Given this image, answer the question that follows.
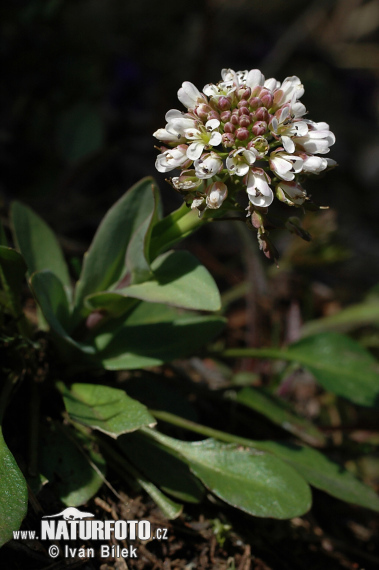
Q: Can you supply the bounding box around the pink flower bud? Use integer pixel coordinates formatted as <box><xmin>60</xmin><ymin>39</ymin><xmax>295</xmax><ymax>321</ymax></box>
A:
<box><xmin>237</xmin><ymin>86</ymin><xmax>251</xmax><ymax>100</ymax></box>
<box><xmin>217</xmin><ymin>96</ymin><xmax>232</xmax><ymax>111</ymax></box>
<box><xmin>230</xmin><ymin>114</ymin><xmax>239</xmax><ymax>125</ymax></box>
<box><xmin>252</xmin><ymin>121</ymin><xmax>267</xmax><ymax>136</ymax></box>
<box><xmin>235</xmin><ymin>127</ymin><xmax>249</xmax><ymax>140</ymax></box>
<box><xmin>196</xmin><ymin>103</ymin><xmax>212</xmax><ymax>121</ymax></box>
<box><xmin>220</xmin><ymin>110</ymin><xmax>231</xmax><ymax>122</ymax></box>
<box><xmin>248</xmin><ymin>97</ymin><xmax>263</xmax><ymax>110</ymax></box>
<box><xmin>238</xmin><ymin>115</ymin><xmax>251</xmax><ymax>128</ymax></box>
<box><xmin>251</xmin><ymin>210</ymin><xmax>265</xmax><ymax>229</ymax></box>
<box><xmin>238</xmin><ymin>106</ymin><xmax>250</xmax><ymax>116</ymax></box>
<box><xmin>207</xmin><ymin>110</ymin><xmax>220</xmax><ymax>121</ymax></box>
<box><xmin>254</xmin><ymin>107</ymin><xmax>269</xmax><ymax>122</ymax></box>
<box><xmin>222</xmin><ymin>132</ymin><xmax>235</xmax><ymax>147</ymax></box>
<box><xmin>237</xmin><ymin>100</ymin><xmax>249</xmax><ymax>110</ymax></box>
<box><xmin>260</xmin><ymin>90</ymin><xmax>274</xmax><ymax>109</ymax></box>
<box><xmin>224</xmin><ymin>122</ymin><xmax>236</xmax><ymax>133</ymax></box>
<box><xmin>252</xmin><ymin>85</ymin><xmax>262</xmax><ymax>97</ymax></box>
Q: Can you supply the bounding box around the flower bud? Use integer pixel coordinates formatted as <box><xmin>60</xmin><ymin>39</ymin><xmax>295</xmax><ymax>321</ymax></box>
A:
<box><xmin>230</xmin><ymin>113</ymin><xmax>239</xmax><ymax>125</ymax></box>
<box><xmin>275</xmin><ymin>181</ymin><xmax>306</xmax><ymax>206</ymax></box>
<box><xmin>238</xmin><ymin>114</ymin><xmax>251</xmax><ymax>128</ymax></box>
<box><xmin>251</xmin><ymin>210</ymin><xmax>265</xmax><ymax>229</ymax></box>
<box><xmin>172</xmin><ymin>169</ymin><xmax>202</xmax><ymax>190</ymax></box>
<box><xmin>237</xmin><ymin>86</ymin><xmax>251</xmax><ymax>100</ymax></box>
<box><xmin>207</xmin><ymin>110</ymin><xmax>221</xmax><ymax>121</ymax></box>
<box><xmin>257</xmin><ymin>230</ymin><xmax>278</xmax><ymax>264</ymax></box>
<box><xmin>224</xmin><ymin>122</ymin><xmax>236</xmax><ymax>133</ymax></box>
<box><xmin>248</xmin><ymin>97</ymin><xmax>263</xmax><ymax>110</ymax></box>
<box><xmin>235</xmin><ymin>127</ymin><xmax>249</xmax><ymax>140</ymax></box>
<box><xmin>252</xmin><ymin>121</ymin><xmax>267</xmax><ymax>136</ymax></box>
<box><xmin>220</xmin><ymin>110</ymin><xmax>231</xmax><ymax>122</ymax></box>
<box><xmin>237</xmin><ymin>100</ymin><xmax>250</xmax><ymax>110</ymax></box>
<box><xmin>218</xmin><ymin>96</ymin><xmax>232</xmax><ymax>111</ymax></box>
<box><xmin>252</xmin><ymin>85</ymin><xmax>262</xmax><ymax>97</ymax></box>
<box><xmin>222</xmin><ymin>132</ymin><xmax>235</xmax><ymax>147</ymax></box>
<box><xmin>238</xmin><ymin>106</ymin><xmax>250</xmax><ymax>116</ymax></box>
<box><xmin>254</xmin><ymin>107</ymin><xmax>269</xmax><ymax>122</ymax></box>
<box><xmin>260</xmin><ymin>90</ymin><xmax>274</xmax><ymax>109</ymax></box>
<box><xmin>247</xmin><ymin>136</ymin><xmax>269</xmax><ymax>157</ymax></box>
<box><xmin>206</xmin><ymin>181</ymin><xmax>228</xmax><ymax>209</ymax></box>
<box><xmin>196</xmin><ymin>103</ymin><xmax>212</xmax><ymax>121</ymax></box>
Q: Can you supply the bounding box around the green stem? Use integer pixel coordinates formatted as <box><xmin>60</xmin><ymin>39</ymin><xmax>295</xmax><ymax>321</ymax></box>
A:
<box><xmin>218</xmin><ymin>347</ymin><xmax>289</xmax><ymax>360</ymax></box>
<box><xmin>149</xmin><ymin>409</ymin><xmax>268</xmax><ymax>452</ymax></box>
<box><xmin>149</xmin><ymin>203</ymin><xmax>204</xmax><ymax>258</ymax></box>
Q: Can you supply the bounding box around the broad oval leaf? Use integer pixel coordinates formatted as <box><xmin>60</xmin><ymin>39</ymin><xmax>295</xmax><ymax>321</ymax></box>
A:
<box><xmin>287</xmin><ymin>332</ymin><xmax>379</xmax><ymax>407</ymax></box>
<box><xmin>0</xmin><ymin>428</ymin><xmax>28</xmax><ymax>547</ymax></box>
<box><xmin>119</xmin><ymin>250</ymin><xmax>221</xmax><ymax>311</ymax></box>
<box><xmin>59</xmin><ymin>382</ymin><xmax>156</xmax><ymax>437</ymax></box>
<box><xmin>74</xmin><ymin>178</ymin><xmax>159</xmax><ymax>314</ymax></box>
<box><xmin>143</xmin><ymin>431</ymin><xmax>312</xmax><ymax>519</ymax></box>
<box><xmin>95</xmin><ymin>311</ymin><xmax>226</xmax><ymax>370</ymax></box>
<box><xmin>11</xmin><ymin>201</ymin><xmax>71</xmax><ymax>292</ymax></box>
<box><xmin>39</xmin><ymin>422</ymin><xmax>106</xmax><ymax>507</ymax></box>
<box><xmin>258</xmin><ymin>441</ymin><xmax>379</xmax><ymax>512</ymax></box>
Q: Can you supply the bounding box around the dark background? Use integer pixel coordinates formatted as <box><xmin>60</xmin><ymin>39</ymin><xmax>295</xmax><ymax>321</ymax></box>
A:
<box><xmin>1</xmin><ymin>0</ymin><xmax>379</xmax><ymax>297</ymax></box>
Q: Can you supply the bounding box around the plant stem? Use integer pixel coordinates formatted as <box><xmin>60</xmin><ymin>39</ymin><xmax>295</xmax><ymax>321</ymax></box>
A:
<box><xmin>216</xmin><ymin>346</ymin><xmax>289</xmax><ymax>360</ymax></box>
<box><xmin>149</xmin><ymin>409</ymin><xmax>267</xmax><ymax>452</ymax></box>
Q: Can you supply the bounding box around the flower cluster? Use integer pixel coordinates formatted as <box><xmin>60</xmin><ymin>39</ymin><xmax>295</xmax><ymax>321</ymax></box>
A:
<box><xmin>154</xmin><ymin>68</ymin><xmax>336</xmax><ymax>258</ymax></box>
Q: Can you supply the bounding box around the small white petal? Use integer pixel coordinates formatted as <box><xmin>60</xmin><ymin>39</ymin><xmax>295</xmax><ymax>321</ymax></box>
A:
<box><xmin>281</xmin><ymin>136</ymin><xmax>295</xmax><ymax>153</ymax></box>
<box><xmin>187</xmin><ymin>141</ymin><xmax>205</xmax><ymax>160</ymax></box>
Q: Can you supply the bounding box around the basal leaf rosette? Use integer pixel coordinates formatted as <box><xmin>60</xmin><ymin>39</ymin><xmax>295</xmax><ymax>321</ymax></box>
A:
<box><xmin>153</xmin><ymin>68</ymin><xmax>336</xmax><ymax>260</ymax></box>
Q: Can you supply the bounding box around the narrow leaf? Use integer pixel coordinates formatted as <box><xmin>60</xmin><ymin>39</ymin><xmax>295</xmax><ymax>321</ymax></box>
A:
<box><xmin>74</xmin><ymin>178</ymin><xmax>159</xmax><ymax>313</ymax></box>
<box><xmin>59</xmin><ymin>382</ymin><xmax>156</xmax><ymax>437</ymax></box>
<box><xmin>257</xmin><ymin>441</ymin><xmax>379</xmax><ymax>512</ymax></box>
<box><xmin>0</xmin><ymin>428</ymin><xmax>28</xmax><ymax>547</ymax></box>
<box><xmin>11</xmin><ymin>201</ymin><xmax>71</xmax><ymax>291</ymax></box>
<box><xmin>302</xmin><ymin>301</ymin><xmax>379</xmax><ymax>336</ymax></box>
<box><xmin>235</xmin><ymin>387</ymin><xmax>326</xmax><ymax>447</ymax></box>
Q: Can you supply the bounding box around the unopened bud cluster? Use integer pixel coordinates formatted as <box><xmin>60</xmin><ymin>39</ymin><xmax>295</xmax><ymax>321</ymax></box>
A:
<box><xmin>154</xmin><ymin>68</ymin><xmax>336</xmax><ymax>258</ymax></box>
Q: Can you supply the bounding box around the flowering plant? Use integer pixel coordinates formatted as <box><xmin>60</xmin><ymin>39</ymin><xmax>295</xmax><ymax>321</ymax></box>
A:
<box><xmin>154</xmin><ymin>68</ymin><xmax>336</xmax><ymax>259</ymax></box>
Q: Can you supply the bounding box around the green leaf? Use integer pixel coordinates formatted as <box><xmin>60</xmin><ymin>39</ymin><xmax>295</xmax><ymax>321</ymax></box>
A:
<box><xmin>144</xmin><ymin>431</ymin><xmax>312</xmax><ymax>519</ymax></box>
<box><xmin>118</xmin><ymin>432</ymin><xmax>204</xmax><ymax>503</ymax></box>
<box><xmin>0</xmin><ymin>219</ymin><xmax>7</xmax><ymax>246</ymax></box>
<box><xmin>136</xmin><ymin>477</ymin><xmax>183</xmax><ymax>519</ymax></box>
<box><xmin>56</xmin><ymin>102</ymin><xmax>104</xmax><ymax>163</ymax></box>
<box><xmin>286</xmin><ymin>332</ymin><xmax>379</xmax><ymax>407</ymax></box>
<box><xmin>0</xmin><ymin>247</ymin><xmax>27</xmax><ymax>323</ymax></box>
<box><xmin>235</xmin><ymin>387</ymin><xmax>326</xmax><ymax>447</ymax></box>
<box><xmin>30</xmin><ymin>270</ymin><xmax>95</xmax><ymax>361</ymax></box>
<box><xmin>125</xmin><ymin>183</ymin><xmax>160</xmax><ymax>284</ymax></box>
<box><xmin>302</xmin><ymin>301</ymin><xmax>379</xmax><ymax>336</ymax></box>
<box><xmin>11</xmin><ymin>201</ymin><xmax>71</xmax><ymax>292</ymax></box>
<box><xmin>0</xmin><ymin>428</ymin><xmax>28</xmax><ymax>547</ymax></box>
<box><xmin>39</xmin><ymin>422</ymin><xmax>106</xmax><ymax>507</ymax></box>
<box><xmin>94</xmin><ymin>302</ymin><xmax>226</xmax><ymax>370</ymax></box>
<box><xmin>59</xmin><ymin>382</ymin><xmax>156</xmax><ymax>437</ymax></box>
<box><xmin>114</xmin><ymin>250</ymin><xmax>221</xmax><ymax>311</ymax></box>
<box><xmin>257</xmin><ymin>441</ymin><xmax>379</xmax><ymax>512</ymax></box>
<box><xmin>74</xmin><ymin>178</ymin><xmax>159</xmax><ymax>313</ymax></box>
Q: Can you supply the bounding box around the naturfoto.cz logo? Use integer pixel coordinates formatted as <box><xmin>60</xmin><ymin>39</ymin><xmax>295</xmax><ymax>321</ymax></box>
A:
<box><xmin>13</xmin><ymin>507</ymin><xmax>169</xmax><ymax>560</ymax></box>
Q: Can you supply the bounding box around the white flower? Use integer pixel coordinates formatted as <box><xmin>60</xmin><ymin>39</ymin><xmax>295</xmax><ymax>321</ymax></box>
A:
<box><xmin>178</xmin><ymin>81</ymin><xmax>207</xmax><ymax>110</ymax></box>
<box><xmin>153</xmin><ymin>128</ymin><xmax>186</xmax><ymax>144</ymax></box>
<box><xmin>171</xmin><ymin>170</ymin><xmax>202</xmax><ymax>190</ymax></box>
<box><xmin>264</xmin><ymin>77</ymin><xmax>280</xmax><ymax>91</ymax></box>
<box><xmin>270</xmin><ymin>106</ymin><xmax>308</xmax><ymax>153</ymax></box>
<box><xmin>276</xmin><ymin>181</ymin><xmax>307</xmax><ymax>205</ymax></box>
<box><xmin>293</xmin><ymin>120</ymin><xmax>335</xmax><ymax>154</ymax></box>
<box><xmin>269</xmin><ymin>149</ymin><xmax>303</xmax><ymax>181</ymax></box>
<box><xmin>194</xmin><ymin>152</ymin><xmax>223</xmax><ymax>179</ymax></box>
<box><xmin>203</xmin><ymin>81</ymin><xmax>236</xmax><ymax>99</ymax></box>
<box><xmin>165</xmin><ymin>109</ymin><xmax>197</xmax><ymax>138</ymax></box>
<box><xmin>191</xmin><ymin>197</ymin><xmax>205</xmax><ymax>210</ymax></box>
<box><xmin>245</xmin><ymin>69</ymin><xmax>265</xmax><ymax>90</ymax></box>
<box><xmin>245</xmin><ymin>168</ymin><xmax>274</xmax><ymax>208</ymax></box>
<box><xmin>206</xmin><ymin>181</ymin><xmax>228</xmax><ymax>209</ymax></box>
<box><xmin>184</xmin><ymin>119</ymin><xmax>222</xmax><ymax>160</ymax></box>
<box><xmin>273</xmin><ymin>76</ymin><xmax>304</xmax><ymax>108</ymax></box>
<box><xmin>226</xmin><ymin>148</ymin><xmax>257</xmax><ymax>176</ymax></box>
<box><xmin>155</xmin><ymin>145</ymin><xmax>189</xmax><ymax>173</ymax></box>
